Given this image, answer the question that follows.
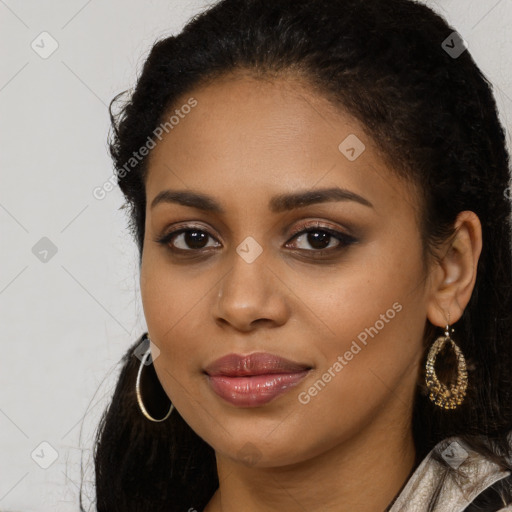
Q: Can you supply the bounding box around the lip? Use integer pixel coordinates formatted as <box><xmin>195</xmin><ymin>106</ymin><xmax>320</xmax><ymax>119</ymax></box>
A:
<box><xmin>204</xmin><ymin>352</ymin><xmax>312</xmax><ymax>407</ymax></box>
<box><xmin>204</xmin><ymin>352</ymin><xmax>311</xmax><ymax>377</ymax></box>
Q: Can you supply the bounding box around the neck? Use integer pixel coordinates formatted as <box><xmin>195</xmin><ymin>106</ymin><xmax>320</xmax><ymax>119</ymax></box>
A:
<box><xmin>204</xmin><ymin>405</ymin><xmax>417</xmax><ymax>512</ymax></box>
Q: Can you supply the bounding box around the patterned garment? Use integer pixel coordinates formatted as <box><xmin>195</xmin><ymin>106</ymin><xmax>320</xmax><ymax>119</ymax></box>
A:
<box><xmin>390</xmin><ymin>435</ymin><xmax>512</xmax><ymax>512</ymax></box>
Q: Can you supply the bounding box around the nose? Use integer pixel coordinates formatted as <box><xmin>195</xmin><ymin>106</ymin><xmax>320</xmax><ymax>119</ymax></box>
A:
<box><xmin>213</xmin><ymin>246</ymin><xmax>290</xmax><ymax>332</ymax></box>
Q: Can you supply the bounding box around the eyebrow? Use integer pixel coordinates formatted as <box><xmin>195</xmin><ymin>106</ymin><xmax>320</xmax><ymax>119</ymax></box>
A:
<box><xmin>150</xmin><ymin>187</ymin><xmax>373</xmax><ymax>213</ymax></box>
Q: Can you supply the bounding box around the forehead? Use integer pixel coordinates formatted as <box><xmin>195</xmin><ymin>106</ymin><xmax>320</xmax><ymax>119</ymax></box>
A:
<box><xmin>145</xmin><ymin>73</ymin><xmax>417</xmax><ymax>220</ymax></box>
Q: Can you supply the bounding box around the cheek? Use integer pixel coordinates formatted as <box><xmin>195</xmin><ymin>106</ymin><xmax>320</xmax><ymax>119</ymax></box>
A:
<box><xmin>140</xmin><ymin>247</ymin><xmax>208</xmax><ymax>340</ymax></box>
<box><xmin>290</xmin><ymin>235</ymin><xmax>428</xmax><ymax>405</ymax></box>
<box><xmin>139</xmin><ymin>251</ymin><xmax>218</xmax><ymax>407</ymax></box>
<box><xmin>281</xmin><ymin>269</ymin><xmax>426</xmax><ymax>461</ymax></box>
<box><xmin>293</xmin><ymin>231</ymin><xmax>427</xmax><ymax>348</ymax></box>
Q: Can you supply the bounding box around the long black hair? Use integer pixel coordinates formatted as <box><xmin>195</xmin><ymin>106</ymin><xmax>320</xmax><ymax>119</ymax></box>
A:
<box><xmin>85</xmin><ymin>0</ymin><xmax>512</xmax><ymax>510</ymax></box>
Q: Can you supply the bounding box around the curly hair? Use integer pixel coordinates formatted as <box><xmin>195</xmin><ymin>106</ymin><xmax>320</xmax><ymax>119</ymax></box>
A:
<box><xmin>86</xmin><ymin>0</ymin><xmax>512</xmax><ymax>510</ymax></box>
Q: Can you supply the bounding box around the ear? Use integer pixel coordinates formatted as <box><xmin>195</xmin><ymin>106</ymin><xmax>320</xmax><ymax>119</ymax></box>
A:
<box><xmin>426</xmin><ymin>211</ymin><xmax>482</xmax><ymax>327</ymax></box>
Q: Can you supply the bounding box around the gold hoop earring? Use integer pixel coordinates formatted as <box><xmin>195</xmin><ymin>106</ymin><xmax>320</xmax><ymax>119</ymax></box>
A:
<box><xmin>135</xmin><ymin>337</ymin><xmax>174</xmax><ymax>422</ymax></box>
<box><xmin>425</xmin><ymin>325</ymin><xmax>468</xmax><ymax>410</ymax></box>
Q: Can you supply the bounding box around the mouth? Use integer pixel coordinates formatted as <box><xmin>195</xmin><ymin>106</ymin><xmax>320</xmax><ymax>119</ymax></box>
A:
<box><xmin>204</xmin><ymin>352</ymin><xmax>312</xmax><ymax>407</ymax></box>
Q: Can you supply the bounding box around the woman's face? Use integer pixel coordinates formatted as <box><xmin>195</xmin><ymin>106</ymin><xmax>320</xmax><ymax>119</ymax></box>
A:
<box><xmin>140</xmin><ymin>73</ymin><xmax>431</xmax><ymax>467</ymax></box>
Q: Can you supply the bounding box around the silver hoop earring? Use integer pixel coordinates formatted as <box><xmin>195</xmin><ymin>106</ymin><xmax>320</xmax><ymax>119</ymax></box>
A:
<box><xmin>135</xmin><ymin>342</ymin><xmax>174</xmax><ymax>422</ymax></box>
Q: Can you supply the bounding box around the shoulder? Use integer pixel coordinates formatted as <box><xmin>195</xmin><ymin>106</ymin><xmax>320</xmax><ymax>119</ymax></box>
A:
<box><xmin>390</xmin><ymin>431</ymin><xmax>512</xmax><ymax>512</ymax></box>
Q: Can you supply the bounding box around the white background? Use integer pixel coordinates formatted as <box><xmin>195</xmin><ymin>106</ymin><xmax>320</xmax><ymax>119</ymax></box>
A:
<box><xmin>1</xmin><ymin>0</ymin><xmax>511</xmax><ymax>510</ymax></box>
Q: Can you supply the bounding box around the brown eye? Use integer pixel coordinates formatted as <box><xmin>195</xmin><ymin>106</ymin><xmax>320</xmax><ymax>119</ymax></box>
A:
<box><xmin>286</xmin><ymin>222</ymin><xmax>357</xmax><ymax>254</ymax></box>
<box><xmin>290</xmin><ymin>230</ymin><xmax>339</xmax><ymax>250</ymax></box>
<box><xmin>176</xmin><ymin>230</ymin><xmax>210</xmax><ymax>250</ymax></box>
<box><xmin>156</xmin><ymin>227</ymin><xmax>221</xmax><ymax>252</ymax></box>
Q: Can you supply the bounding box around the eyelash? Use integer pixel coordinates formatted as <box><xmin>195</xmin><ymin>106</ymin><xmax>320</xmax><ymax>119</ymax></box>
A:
<box><xmin>154</xmin><ymin>221</ymin><xmax>357</xmax><ymax>258</ymax></box>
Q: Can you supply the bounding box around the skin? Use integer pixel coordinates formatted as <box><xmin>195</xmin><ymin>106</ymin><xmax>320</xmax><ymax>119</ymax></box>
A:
<box><xmin>139</xmin><ymin>72</ymin><xmax>482</xmax><ymax>512</ymax></box>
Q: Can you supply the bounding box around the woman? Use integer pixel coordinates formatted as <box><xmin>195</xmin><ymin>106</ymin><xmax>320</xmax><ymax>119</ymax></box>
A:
<box><xmin>88</xmin><ymin>0</ymin><xmax>512</xmax><ymax>510</ymax></box>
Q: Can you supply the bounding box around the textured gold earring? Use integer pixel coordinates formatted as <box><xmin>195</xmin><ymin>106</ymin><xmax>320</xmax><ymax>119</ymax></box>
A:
<box><xmin>425</xmin><ymin>325</ymin><xmax>468</xmax><ymax>409</ymax></box>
